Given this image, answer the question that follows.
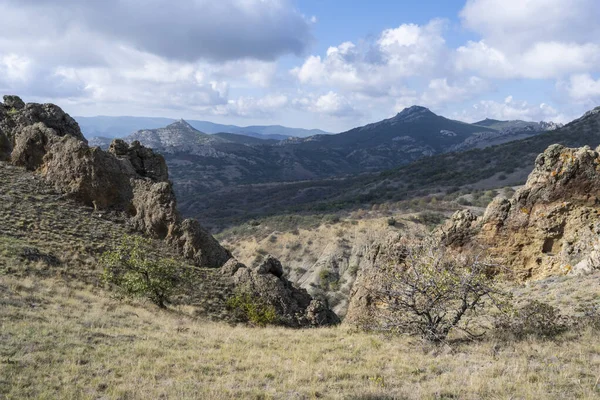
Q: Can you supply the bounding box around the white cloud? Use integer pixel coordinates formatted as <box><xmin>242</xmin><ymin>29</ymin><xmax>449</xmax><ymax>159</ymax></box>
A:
<box><xmin>456</xmin><ymin>41</ymin><xmax>600</xmax><ymax>79</ymax></box>
<box><xmin>291</xmin><ymin>19</ymin><xmax>448</xmax><ymax>97</ymax></box>
<box><xmin>1</xmin><ymin>0</ymin><xmax>313</xmax><ymax>62</ymax></box>
<box><xmin>460</xmin><ymin>0</ymin><xmax>600</xmax><ymax>51</ymax></box>
<box><xmin>219</xmin><ymin>94</ymin><xmax>289</xmax><ymax>117</ymax></box>
<box><xmin>458</xmin><ymin>0</ymin><xmax>600</xmax><ymax>79</ymax></box>
<box><xmin>294</xmin><ymin>91</ymin><xmax>358</xmax><ymax>117</ymax></box>
<box><xmin>421</xmin><ymin>77</ymin><xmax>490</xmax><ymax>106</ymax></box>
<box><xmin>560</xmin><ymin>74</ymin><xmax>600</xmax><ymax>102</ymax></box>
<box><xmin>454</xmin><ymin>96</ymin><xmax>569</xmax><ymax>123</ymax></box>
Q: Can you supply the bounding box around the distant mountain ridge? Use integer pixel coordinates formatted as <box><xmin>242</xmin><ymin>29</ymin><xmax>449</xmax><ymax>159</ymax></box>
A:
<box><xmin>474</xmin><ymin>118</ymin><xmax>563</xmax><ymax>132</ymax></box>
<box><xmin>75</xmin><ymin>115</ymin><xmax>332</xmax><ymax>141</ymax></box>
<box><xmin>105</xmin><ymin>106</ymin><xmax>566</xmax><ymax>219</ymax></box>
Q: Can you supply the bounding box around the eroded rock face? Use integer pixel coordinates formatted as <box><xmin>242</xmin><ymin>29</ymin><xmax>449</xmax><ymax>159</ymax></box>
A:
<box><xmin>0</xmin><ymin>95</ymin><xmax>230</xmax><ymax>268</ymax></box>
<box><xmin>232</xmin><ymin>255</ymin><xmax>340</xmax><ymax>327</ymax></box>
<box><xmin>444</xmin><ymin>144</ymin><xmax>600</xmax><ymax>279</ymax></box>
<box><xmin>440</xmin><ymin>209</ymin><xmax>478</xmax><ymax>247</ymax></box>
<box><xmin>344</xmin><ymin>233</ymin><xmax>407</xmax><ymax>327</ymax></box>
<box><xmin>0</xmin><ymin>95</ymin><xmax>341</xmax><ymax>325</ymax></box>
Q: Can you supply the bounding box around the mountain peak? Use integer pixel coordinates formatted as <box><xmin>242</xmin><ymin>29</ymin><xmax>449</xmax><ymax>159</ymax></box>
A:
<box><xmin>167</xmin><ymin>119</ymin><xmax>195</xmax><ymax>130</ymax></box>
<box><xmin>393</xmin><ymin>106</ymin><xmax>436</xmax><ymax>122</ymax></box>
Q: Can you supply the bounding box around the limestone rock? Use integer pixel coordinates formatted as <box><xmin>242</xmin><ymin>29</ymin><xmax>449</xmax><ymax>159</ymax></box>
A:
<box><xmin>232</xmin><ymin>256</ymin><xmax>339</xmax><ymax>327</ymax></box>
<box><xmin>440</xmin><ymin>209</ymin><xmax>478</xmax><ymax>246</ymax></box>
<box><xmin>11</xmin><ymin>123</ymin><xmax>52</xmax><ymax>170</ymax></box>
<box><xmin>451</xmin><ymin>144</ymin><xmax>600</xmax><ymax>280</ymax></box>
<box><xmin>220</xmin><ymin>258</ymin><xmax>245</xmax><ymax>277</ymax></box>
<box><xmin>3</xmin><ymin>95</ymin><xmax>25</xmax><ymax>110</ymax></box>
<box><xmin>169</xmin><ymin>219</ymin><xmax>232</xmax><ymax>269</ymax></box>
<box><xmin>256</xmin><ymin>255</ymin><xmax>284</xmax><ymax>278</ymax></box>
<box><xmin>109</xmin><ymin>139</ymin><xmax>169</xmax><ymax>182</ymax></box>
<box><xmin>0</xmin><ymin>94</ymin><xmax>230</xmax><ymax>269</ymax></box>
<box><xmin>344</xmin><ymin>233</ymin><xmax>407</xmax><ymax>327</ymax></box>
<box><xmin>305</xmin><ymin>299</ymin><xmax>341</xmax><ymax>326</ymax></box>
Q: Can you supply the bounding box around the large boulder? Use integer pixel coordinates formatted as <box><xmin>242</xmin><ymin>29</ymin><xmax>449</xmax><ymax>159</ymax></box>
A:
<box><xmin>169</xmin><ymin>219</ymin><xmax>232</xmax><ymax>269</ymax></box>
<box><xmin>232</xmin><ymin>255</ymin><xmax>340</xmax><ymax>327</ymax></box>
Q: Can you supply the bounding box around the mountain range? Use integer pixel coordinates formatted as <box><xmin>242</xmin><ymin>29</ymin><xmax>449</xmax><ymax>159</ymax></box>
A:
<box><xmin>76</xmin><ymin>115</ymin><xmax>331</xmax><ymax>142</ymax></box>
<box><xmin>88</xmin><ymin>106</ymin><xmax>560</xmax><ymax>198</ymax></box>
<box><xmin>186</xmin><ymin>106</ymin><xmax>598</xmax><ymax>230</ymax></box>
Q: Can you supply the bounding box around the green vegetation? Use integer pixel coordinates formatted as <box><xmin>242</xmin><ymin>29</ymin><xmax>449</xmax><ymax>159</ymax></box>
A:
<box><xmin>101</xmin><ymin>235</ymin><xmax>187</xmax><ymax>308</ymax></box>
<box><xmin>226</xmin><ymin>290</ymin><xmax>278</xmax><ymax>326</ymax></box>
<box><xmin>189</xmin><ymin>112</ymin><xmax>600</xmax><ymax>231</ymax></box>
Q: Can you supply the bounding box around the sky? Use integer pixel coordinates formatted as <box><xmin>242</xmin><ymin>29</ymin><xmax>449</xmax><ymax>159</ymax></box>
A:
<box><xmin>1</xmin><ymin>0</ymin><xmax>599</xmax><ymax>132</ymax></box>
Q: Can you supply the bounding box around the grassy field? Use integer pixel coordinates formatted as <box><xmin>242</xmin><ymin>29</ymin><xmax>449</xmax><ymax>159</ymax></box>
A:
<box><xmin>2</xmin><ymin>273</ymin><xmax>600</xmax><ymax>400</ymax></box>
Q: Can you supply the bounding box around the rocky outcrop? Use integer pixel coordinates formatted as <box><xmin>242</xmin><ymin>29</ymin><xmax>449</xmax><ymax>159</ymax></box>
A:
<box><xmin>0</xmin><ymin>95</ymin><xmax>230</xmax><ymax>269</ymax></box>
<box><xmin>344</xmin><ymin>233</ymin><xmax>408</xmax><ymax>327</ymax></box>
<box><xmin>444</xmin><ymin>144</ymin><xmax>600</xmax><ymax>279</ymax></box>
<box><xmin>0</xmin><ymin>95</ymin><xmax>337</xmax><ymax>326</ymax></box>
<box><xmin>440</xmin><ymin>209</ymin><xmax>478</xmax><ymax>246</ymax></box>
<box><xmin>231</xmin><ymin>256</ymin><xmax>340</xmax><ymax>327</ymax></box>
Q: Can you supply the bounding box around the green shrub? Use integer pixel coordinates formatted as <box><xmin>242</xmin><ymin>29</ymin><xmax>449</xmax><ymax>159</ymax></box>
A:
<box><xmin>100</xmin><ymin>235</ymin><xmax>186</xmax><ymax>308</ymax></box>
<box><xmin>226</xmin><ymin>291</ymin><xmax>278</xmax><ymax>326</ymax></box>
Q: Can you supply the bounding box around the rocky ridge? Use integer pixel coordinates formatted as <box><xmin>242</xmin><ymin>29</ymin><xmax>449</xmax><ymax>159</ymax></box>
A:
<box><xmin>442</xmin><ymin>144</ymin><xmax>600</xmax><ymax>279</ymax></box>
<box><xmin>0</xmin><ymin>95</ymin><xmax>230</xmax><ymax>269</ymax></box>
<box><xmin>0</xmin><ymin>95</ymin><xmax>337</xmax><ymax>326</ymax></box>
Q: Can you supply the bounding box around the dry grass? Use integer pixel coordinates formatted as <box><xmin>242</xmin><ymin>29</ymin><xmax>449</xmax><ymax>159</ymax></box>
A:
<box><xmin>2</xmin><ymin>274</ymin><xmax>600</xmax><ymax>400</ymax></box>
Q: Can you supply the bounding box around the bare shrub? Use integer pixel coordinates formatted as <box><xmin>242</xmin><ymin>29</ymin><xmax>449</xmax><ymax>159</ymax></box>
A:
<box><xmin>494</xmin><ymin>300</ymin><xmax>568</xmax><ymax>340</ymax></box>
<box><xmin>373</xmin><ymin>236</ymin><xmax>507</xmax><ymax>342</ymax></box>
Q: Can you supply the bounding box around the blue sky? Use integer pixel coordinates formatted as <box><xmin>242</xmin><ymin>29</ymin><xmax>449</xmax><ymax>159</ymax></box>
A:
<box><xmin>1</xmin><ymin>0</ymin><xmax>599</xmax><ymax>132</ymax></box>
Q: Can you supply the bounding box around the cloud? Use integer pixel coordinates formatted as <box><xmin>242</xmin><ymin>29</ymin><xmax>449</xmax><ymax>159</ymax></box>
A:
<box><xmin>460</xmin><ymin>0</ymin><xmax>600</xmax><ymax>51</ymax></box>
<box><xmin>215</xmin><ymin>94</ymin><xmax>289</xmax><ymax>117</ymax></box>
<box><xmin>456</xmin><ymin>40</ymin><xmax>600</xmax><ymax>79</ymax></box>
<box><xmin>294</xmin><ymin>92</ymin><xmax>358</xmax><ymax>117</ymax></box>
<box><xmin>458</xmin><ymin>0</ymin><xmax>600</xmax><ymax>79</ymax></box>
<box><xmin>453</xmin><ymin>96</ymin><xmax>569</xmax><ymax>123</ymax></box>
<box><xmin>0</xmin><ymin>0</ymin><xmax>289</xmax><ymax>114</ymax></box>
<box><xmin>291</xmin><ymin>19</ymin><xmax>448</xmax><ymax>97</ymax></box>
<box><xmin>1</xmin><ymin>0</ymin><xmax>312</xmax><ymax>63</ymax></box>
<box><xmin>421</xmin><ymin>77</ymin><xmax>490</xmax><ymax>106</ymax></box>
<box><xmin>559</xmin><ymin>74</ymin><xmax>600</xmax><ymax>103</ymax></box>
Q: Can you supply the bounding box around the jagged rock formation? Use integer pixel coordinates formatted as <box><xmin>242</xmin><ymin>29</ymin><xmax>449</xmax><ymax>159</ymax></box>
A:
<box><xmin>443</xmin><ymin>144</ymin><xmax>600</xmax><ymax>279</ymax></box>
<box><xmin>344</xmin><ymin>233</ymin><xmax>408</xmax><ymax>327</ymax></box>
<box><xmin>229</xmin><ymin>256</ymin><xmax>340</xmax><ymax>327</ymax></box>
<box><xmin>0</xmin><ymin>95</ymin><xmax>230</xmax><ymax>268</ymax></box>
<box><xmin>0</xmin><ymin>95</ymin><xmax>338</xmax><ymax>326</ymax></box>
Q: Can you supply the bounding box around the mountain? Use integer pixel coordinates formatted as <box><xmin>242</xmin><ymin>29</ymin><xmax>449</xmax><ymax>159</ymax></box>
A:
<box><xmin>75</xmin><ymin>115</ymin><xmax>331</xmax><ymax>141</ymax></box>
<box><xmin>181</xmin><ymin>105</ymin><xmax>600</xmax><ymax>230</ymax></box>
<box><xmin>126</xmin><ymin>119</ymin><xmax>224</xmax><ymax>149</ymax></box>
<box><xmin>474</xmin><ymin>118</ymin><xmax>563</xmax><ymax>132</ymax></box>
<box><xmin>111</xmin><ymin>106</ymin><xmax>563</xmax><ymax>224</ymax></box>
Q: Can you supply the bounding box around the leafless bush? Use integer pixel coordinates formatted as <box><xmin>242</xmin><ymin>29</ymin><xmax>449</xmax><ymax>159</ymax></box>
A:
<box><xmin>374</xmin><ymin>236</ymin><xmax>507</xmax><ymax>342</ymax></box>
<box><xmin>493</xmin><ymin>300</ymin><xmax>568</xmax><ymax>340</ymax></box>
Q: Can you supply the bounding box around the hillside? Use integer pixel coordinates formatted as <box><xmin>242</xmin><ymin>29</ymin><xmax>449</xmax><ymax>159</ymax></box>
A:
<box><xmin>0</xmin><ymin>95</ymin><xmax>337</xmax><ymax>327</ymax></box>
<box><xmin>112</xmin><ymin>106</ymin><xmax>557</xmax><ymax>218</ymax></box>
<box><xmin>4</xmin><ymin>150</ymin><xmax>600</xmax><ymax>399</ymax></box>
<box><xmin>187</xmin><ymin>106</ymin><xmax>600</xmax><ymax>230</ymax></box>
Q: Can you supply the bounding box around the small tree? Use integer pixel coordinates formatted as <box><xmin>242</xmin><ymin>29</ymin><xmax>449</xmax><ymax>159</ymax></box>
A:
<box><xmin>375</xmin><ymin>236</ymin><xmax>506</xmax><ymax>342</ymax></box>
<box><xmin>101</xmin><ymin>235</ymin><xmax>184</xmax><ymax>308</ymax></box>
